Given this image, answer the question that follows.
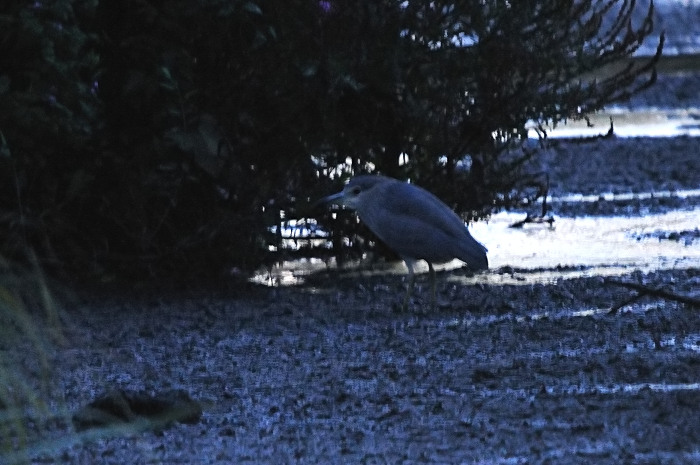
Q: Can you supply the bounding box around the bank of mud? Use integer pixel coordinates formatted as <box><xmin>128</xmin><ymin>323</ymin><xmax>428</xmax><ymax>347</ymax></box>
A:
<box><xmin>5</xmin><ymin>82</ymin><xmax>700</xmax><ymax>465</ymax></box>
<box><xmin>15</xmin><ymin>265</ymin><xmax>695</xmax><ymax>464</ymax></box>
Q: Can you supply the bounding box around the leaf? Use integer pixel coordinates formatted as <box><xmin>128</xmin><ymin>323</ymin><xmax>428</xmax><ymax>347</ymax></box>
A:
<box><xmin>0</xmin><ymin>75</ymin><xmax>9</xmax><ymax>94</ymax></box>
<box><xmin>66</xmin><ymin>169</ymin><xmax>95</xmax><ymax>201</ymax></box>
<box><xmin>0</xmin><ymin>131</ymin><xmax>11</xmax><ymax>158</ymax></box>
<box><xmin>243</xmin><ymin>2</ymin><xmax>263</xmax><ymax>15</ymax></box>
<box><xmin>160</xmin><ymin>67</ymin><xmax>173</xmax><ymax>81</ymax></box>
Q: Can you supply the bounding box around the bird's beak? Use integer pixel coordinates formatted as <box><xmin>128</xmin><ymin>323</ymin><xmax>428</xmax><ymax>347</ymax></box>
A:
<box><xmin>313</xmin><ymin>191</ymin><xmax>346</xmax><ymax>209</ymax></box>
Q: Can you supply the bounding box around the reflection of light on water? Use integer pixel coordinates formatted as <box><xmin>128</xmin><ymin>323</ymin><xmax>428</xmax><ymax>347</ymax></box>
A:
<box><xmin>251</xmin><ymin>257</ymin><xmax>331</xmax><ymax>287</ymax></box>
<box><xmin>249</xmin><ymin>257</ymin><xmax>404</xmax><ymax>287</ymax></box>
<box><xmin>473</xmin><ymin>382</ymin><xmax>700</xmax><ymax>400</ymax></box>
<box><xmin>594</xmin><ymin>383</ymin><xmax>700</xmax><ymax>394</ymax></box>
<box><xmin>542</xmin><ymin>382</ymin><xmax>700</xmax><ymax>395</ymax></box>
<box><xmin>684</xmin><ymin>334</ymin><xmax>700</xmax><ymax>352</ymax></box>
<box><xmin>528</xmin><ymin>108</ymin><xmax>700</xmax><ymax>138</ymax></box>
<box><xmin>625</xmin><ymin>333</ymin><xmax>700</xmax><ymax>353</ymax></box>
<box><xmin>412</xmin><ymin>303</ymin><xmax>667</xmax><ymax>334</ymax></box>
<box><xmin>462</xmin><ymin>206</ymin><xmax>700</xmax><ymax>285</ymax></box>
<box><xmin>251</xmin><ymin>205</ymin><xmax>700</xmax><ymax>287</ymax></box>
<box><xmin>549</xmin><ymin>188</ymin><xmax>700</xmax><ymax>203</ymax></box>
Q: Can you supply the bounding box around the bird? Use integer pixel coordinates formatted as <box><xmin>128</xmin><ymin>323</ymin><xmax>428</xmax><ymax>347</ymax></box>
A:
<box><xmin>318</xmin><ymin>174</ymin><xmax>488</xmax><ymax>309</ymax></box>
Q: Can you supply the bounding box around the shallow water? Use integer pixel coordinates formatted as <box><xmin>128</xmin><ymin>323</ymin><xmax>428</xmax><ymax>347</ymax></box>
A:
<box><xmin>463</xmin><ymin>206</ymin><xmax>700</xmax><ymax>284</ymax></box>
<box><xmin>252</xmin><ymin>202</ymin><xmax>700</xmax><ymax>287</ymax></box>
<box><xmin>531</xmin><ymin>108</ymin><xmax>700</xmax><ymax>138</ymax></box>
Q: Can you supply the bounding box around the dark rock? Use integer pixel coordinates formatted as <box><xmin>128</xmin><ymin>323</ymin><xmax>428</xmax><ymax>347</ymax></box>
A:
<box><xmin>72</xmin><ymin>389</ymin><xmax>202</xmax><ymax>432</ymax></box>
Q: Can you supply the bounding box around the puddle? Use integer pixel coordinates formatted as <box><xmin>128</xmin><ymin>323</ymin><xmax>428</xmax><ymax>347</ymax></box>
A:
<box><xmin>461</xmin><ymin>207</ymin><xmax>700</xmax><ymax>285</ymax></box>
<box><xmin>528</xmin><ymin>108</ymin><xmax>700</xmax><ymax>138</ymax></box>
<box><xmin>544</xmin><ymin>382</ymin><xmax>700</xmax><ymax>396</ymax></box>
<box><xmin>470</xmin><ymin>381</ymin><xmax>700</xmax><ymax>401</ymax></box>
<box><xmin>548</xmin><ymin>188</ymin><xmax>700</xmax><ymax>204</ymax></box>
<box><xmin>252</xmin><ymin>206</ymin><xmax>700</xmax><ymax>287</ymax></box>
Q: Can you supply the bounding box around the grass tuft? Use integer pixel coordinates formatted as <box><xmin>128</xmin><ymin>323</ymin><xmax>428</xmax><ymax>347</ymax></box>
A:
<box><xmin>0</xmin><ymin>253</ymin><xmax>69</xmax><ymax>463</ymax></box>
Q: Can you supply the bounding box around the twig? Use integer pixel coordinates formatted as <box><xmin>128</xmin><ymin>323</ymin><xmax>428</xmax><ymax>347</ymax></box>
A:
<box><xmin>509</xmin><ymin>214</ymin><xmax>555</xmax><ymax>228</ymax></box>
<box><xmin>604</xmin><ymin>278</ymin><xmax>700</xmax><ymax>310</ymax></box>
<box><xmin>556</xmin><ymin>118</ymin><xmax>615</xmax><ymax>144</ymax></box>
<box><xmin>608</xmin><ymin>292</ymin><xmax>644</xmax><ymax>315</ymax></box>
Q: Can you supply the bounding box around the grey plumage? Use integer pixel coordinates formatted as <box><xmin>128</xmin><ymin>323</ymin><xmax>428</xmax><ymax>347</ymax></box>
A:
<box><xmin>319</xmin><ymin>175</ymin><xmax>488</xmax><ymax>308</ymax></box>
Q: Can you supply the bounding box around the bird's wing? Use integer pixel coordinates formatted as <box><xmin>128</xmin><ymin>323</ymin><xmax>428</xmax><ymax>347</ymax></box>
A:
<box><xmin>357</xmin><ymin>181</ymin><xmax>487</xmax><ymax>267</ymax></box>
<box><xmin>385</xmin><ymin>182</ymin><xmax>476</xmax><ymax>243</ymax></box>
<box><xmin>367</xmin><ymin>211</ymin><xmax>454</xmax><ymax>261</ymax></box>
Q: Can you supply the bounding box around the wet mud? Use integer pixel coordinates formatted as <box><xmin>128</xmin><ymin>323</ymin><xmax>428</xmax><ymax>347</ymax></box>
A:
<box><xmin>16</xmin><ymin>266</ymin><xmax>698</xmax><ymax>464</ymax></box>
<box><xmin>5</xmin><ymin>73</ymin><xmax>700</xmax><ymax>465</ymax></box>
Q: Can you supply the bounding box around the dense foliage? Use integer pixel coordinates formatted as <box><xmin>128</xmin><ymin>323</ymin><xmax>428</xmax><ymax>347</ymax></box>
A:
<box><xmin>0</xmin><ymin>0</ymin><xmax>663</xmax><ymax>281</ymax></box>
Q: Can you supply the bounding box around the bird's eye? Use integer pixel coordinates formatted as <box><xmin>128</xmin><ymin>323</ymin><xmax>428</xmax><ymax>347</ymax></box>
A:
<box><xmin>350</xmin><ymin>186</ymin><xmax>361</xmax><ymax>195</ymax></box>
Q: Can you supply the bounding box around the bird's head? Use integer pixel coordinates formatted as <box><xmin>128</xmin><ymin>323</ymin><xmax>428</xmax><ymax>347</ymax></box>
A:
<box><xmin>315</xmin><ymin>175</ymin><xmax>389</xmax><ymax>210</ymax></box>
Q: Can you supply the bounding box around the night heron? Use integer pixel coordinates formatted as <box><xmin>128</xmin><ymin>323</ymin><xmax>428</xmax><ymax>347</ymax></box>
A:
<box><xmin>318</xmin><ymin>175</ymin><xmax>488</xmax><ymax>309</ymax></box>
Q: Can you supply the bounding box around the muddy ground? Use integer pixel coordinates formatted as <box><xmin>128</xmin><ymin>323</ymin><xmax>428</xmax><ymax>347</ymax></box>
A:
<box><xmin>3</xmin><ymin>135</ymin><xmax>697</xmax><ymax>464</ymax></box>
<box><xmin>4</xmin><ymin>75</ymin><xmax>700</xmax><ymax>463</ymax></box>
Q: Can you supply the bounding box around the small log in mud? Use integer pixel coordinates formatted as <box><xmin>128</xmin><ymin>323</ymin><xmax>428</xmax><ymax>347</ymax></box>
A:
<box><xmin>605</xmin><ymin>278</ymin><xmax>700</xmax><ymax>314</ymax></box>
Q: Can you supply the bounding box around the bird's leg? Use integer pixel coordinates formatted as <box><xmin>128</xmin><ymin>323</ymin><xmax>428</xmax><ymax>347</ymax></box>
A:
<box><xmin>402</xmin><ymin>259</ymin><xmax>416</xmax><ymax>310</ymax></box>
<box><xmin>428</xmin><ymin>262</ymin><xmax>436</xmax><ymax>311</ymax></box>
